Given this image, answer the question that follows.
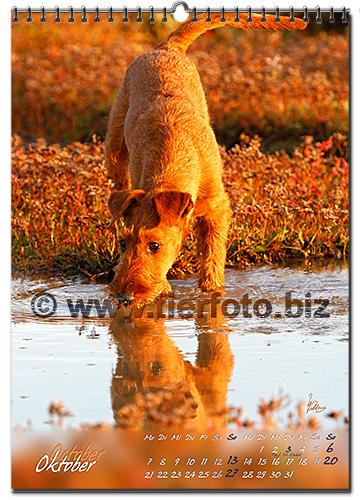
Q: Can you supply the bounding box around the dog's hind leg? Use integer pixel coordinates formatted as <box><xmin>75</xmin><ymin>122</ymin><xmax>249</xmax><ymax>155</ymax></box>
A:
<box><xmin>105</xmin><ymin>77</ymin><xmax>131</xmax><ymax>191</ymax></box>
<box><xmin>195</xmin><ymin>194</ymin><xmax>232</xmax><ymax>291</ymax></box>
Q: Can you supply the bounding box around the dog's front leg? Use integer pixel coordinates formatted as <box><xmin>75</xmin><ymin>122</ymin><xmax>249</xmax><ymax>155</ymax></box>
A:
<box><xmin>195</xmin><ymin>197</ymin><xmax>232</xmax><ymax>291</ymax></box>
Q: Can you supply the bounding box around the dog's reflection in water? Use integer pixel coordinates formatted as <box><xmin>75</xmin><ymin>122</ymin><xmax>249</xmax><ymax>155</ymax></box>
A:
<box><xmin>109</xmin><ymin>314</ymin><xmax>234</xmax><ymax>431</ymax></box>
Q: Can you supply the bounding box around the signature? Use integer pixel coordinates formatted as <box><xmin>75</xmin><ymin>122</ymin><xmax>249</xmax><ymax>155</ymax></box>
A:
<box><xmin>306</xmin><ymin>393</ymin><xmax>326</xmax><ymax>414</ymax></box>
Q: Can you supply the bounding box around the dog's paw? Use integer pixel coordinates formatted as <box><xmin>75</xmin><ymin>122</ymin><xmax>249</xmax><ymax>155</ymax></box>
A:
<box><xmin>198</xmin><ymin>275</ymin><xmax>224</xmax><ymax>292</ymax></box>
<box><xmin>159</xmin><ymin>280</ymin><xmax>172</xmax><ymax>297</ymax></box>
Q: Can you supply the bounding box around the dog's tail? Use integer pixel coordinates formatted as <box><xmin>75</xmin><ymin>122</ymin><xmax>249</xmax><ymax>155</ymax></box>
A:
<box><xmin>158</xmin><ymin>12</ymin><xmax>306</xmax><ymax>53</ymax></box>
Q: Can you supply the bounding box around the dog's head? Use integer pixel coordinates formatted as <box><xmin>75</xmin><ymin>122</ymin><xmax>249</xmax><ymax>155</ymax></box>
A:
<box><xmin>108</xmin><ymin>189</ymin><xmax>194</xmax><ymax>307</ymax></box>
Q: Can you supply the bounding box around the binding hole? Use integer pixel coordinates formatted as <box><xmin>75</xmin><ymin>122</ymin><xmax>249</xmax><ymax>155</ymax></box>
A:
<box><xmin>55</xmin><ymin>6</ymin><xmax>60</xmax><ymax>22</ymax></box>
<box><xmin>234</xmin><ymin>6</ymin><xmax>239</xmax><ymax>22</ymax></box>
<box><xmin>220</xmin><ymin>6</ymin><xmax>225</xmax><ymax>22</ymax></box>
<box><xmin>303</xmin><ymin>6</ymin><xmax>309</xmax><ymax>23</ymax></box>
<box><xmin>95</xmin><ymin>6</ymin><xmax>100</xmax><ymax>22</ymax></box>
<box><xmin>247</xmin><ymin>6</ymin><xmax>252</xmax><ymax>23</ymax></box>
<box><xmin>316</xmin><ymin>6</ymin><xmax>322</xmax><ymax>24</ymax></box>
<box><xmin>260</xmin><ymin>6</ymin><xmax>266</xmax><ymax>23</ymax></box>
<box><xmin>81</xmin><ymin>6</ymin><xmax>87</xmax><ymax>23</ymax></box>
<box><xmin>40</xmin><ymin>6</ymin><xmax>46</xmax><ymax>22</ymax></box>
<box><xmin>149</xmin><ymin>6</ymin><xmax>155</xmax><ymax>23</ymax></box>
<box><xmin>26</xmin><ymin>6</ymin><xmax>32</xmax><ymax>22</ymax></box>
<box><xmin>192</xmin><ymin>7</ymin><xmax>197</xmax><ymax>22</ymax></box>
<box><xmin>329</xmin><ymin>6</ymin><xmax>335</xmax><ymax>23</ymax></box>
<box><xmin>289</xmin><ymin>6</ymin><xmax>294</xmax><ymax>23</ymax></box>
<box><xmin>12</xmin><ymin>6</ymin><xmax>19</xmax><ymax>22</ymax></box>
<box><xmin>68</xmin><ymin>6</ymin><xmax>74</xmax><ymax>23</ymax></box>
<box><xmin>163</xmin><ymin>5</ymin><xmax>167</xmax><ymax>23</ymax></box>
<box><xmin>342</xmin><ymin>7</ymin><xmax>347</xmax><ymax>23</ymax></box>
<box><xmin>108</xmin><ymin>6</ymin><xmax>113</xmax><ymax>22</ymax></box>
<box><xmin>172</xmin><ymin>2</ymin><xmax>188</xmax><ymax>22</ymax></box>
<box><xmin>123</xmin><ymin>7</ymin><xmax>129</xmax><ymax>22</ymax></box>
<box><xmin>275</xmin><ymin>6</ymin><xmax>280</xmax><ymax>23</ymax></box>
<box><xmin>137</xmin><ymin>6</ymin><xmax>142</xmax><ymax>22</ymax></box>
<box><xmin>206</xmin><ymin>6</ymin><xmax>211</xmax><ymax>23</ymax></box>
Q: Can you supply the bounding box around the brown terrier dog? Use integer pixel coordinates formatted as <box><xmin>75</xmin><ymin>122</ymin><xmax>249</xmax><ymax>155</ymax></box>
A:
<box><xmin>106</xmin><ymin>12</ymin><xmax>306</xmax><ymax>307</ymax></box>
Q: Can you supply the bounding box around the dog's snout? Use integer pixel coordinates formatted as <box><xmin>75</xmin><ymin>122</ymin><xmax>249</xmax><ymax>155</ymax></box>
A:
<box><xmin>115</xmin><ymin>293</ymin><xmax>133</xmax><ymax>307</ymax></box>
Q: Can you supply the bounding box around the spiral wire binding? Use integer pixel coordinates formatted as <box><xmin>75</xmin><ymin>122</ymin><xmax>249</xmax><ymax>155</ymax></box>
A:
<box><xmin>95</xmin><ymin>6</ymin><xmax>100</xmax><ymax>22</ymax></box>
<box><xmin>11</xmin><ymin>3</ymin><xmax>349</xmax><ymax>24</ymax></box>
<box><xmin>260</xmin><ymin>6</ymin><xmax>266</xmax><ymax>23</ymax></box>
<box><xmin>68</xmin><ymin>6</ymin><xmax>74</xmax><ymax>22</ymax></box>
<box><xmin>150</xmin><ymin>6</ymin><xmax>155</xmax><ymax>23</ymax></box>
<box><xmin>342</xmin><ymin>6</ymin><xmax>347</xmax><ymax>22</ymax></box>
<box><xmin>192</xmin><ymin>7</ymin><xmax>197</xmax><ymax>22</ymax></box>
<box><xmin>234</xmin><ymin>6</ymin><xmax>239</xmax><ymax>22</ymax></box>
<box><xmin>289</xmin><ymin>6</ymin><xmax>294</xmax><ymax>23</ymax></box>
<box><xmin>329</xmin><ymin>7</ymin><xmax>334</xmax><ymax>23</ymax></box>
<box><xmin>274</xmin><ymin>6</ymin><xmax>280</xmax><ymax>23</ymax></box>
<box><xmin>162</xmin><ymin>7</ymin><xmax>167</xmax><ymax>22</ymax></box>
<box><xmin>206</xmin><ymin>6</ymin><xmax>211</xmax><ymax>22</ymax></box>
<box><xmin>303</xmin><ymin>6</ymin><xmax>309</xmax><ymax>23</ymax></box>
<box><xmin>81</xmin><ymin>6</ymin><xmax>87</xmax><ymax>23</ymax></box>
<box><xmin>316</xmin><ymin>5</ymin><xmax>322</xmax><ymax>24</ymax></box>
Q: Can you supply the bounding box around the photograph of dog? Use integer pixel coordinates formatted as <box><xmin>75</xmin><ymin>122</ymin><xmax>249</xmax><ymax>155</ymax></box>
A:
<box><xmin>10</xmin><ymin>10</ymin><xmax>349</xmax><ymax>488</ymax></box>
<box><xmin>106</xmin><ymin>13</ymin><xmax>306</xmax><ymax>307</ymax></box>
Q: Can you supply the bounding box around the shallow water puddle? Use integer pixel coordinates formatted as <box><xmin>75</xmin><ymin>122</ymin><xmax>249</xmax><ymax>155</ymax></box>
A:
<box><xmin>12</xmin><ymin>261</ymin><xmax>348</xmax><ymax>430</ymax></box>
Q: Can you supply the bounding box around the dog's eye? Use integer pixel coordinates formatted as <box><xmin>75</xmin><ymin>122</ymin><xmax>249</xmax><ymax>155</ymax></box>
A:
<box><xmin>149</xmin><ymin>242</ymin><xmax>160</xmax><ymax>253</ymax></box>
<box><xmin>119</xmin><ymin>239</ymin><xmax>126</xmax><ymax>252</ymax></box>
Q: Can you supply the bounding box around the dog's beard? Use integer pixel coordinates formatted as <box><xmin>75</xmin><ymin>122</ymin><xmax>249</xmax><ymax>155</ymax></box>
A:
<box><xmin>110</xmin><ymin>269</ymin><xmax>172</xmax><ymax>308</ymax></box>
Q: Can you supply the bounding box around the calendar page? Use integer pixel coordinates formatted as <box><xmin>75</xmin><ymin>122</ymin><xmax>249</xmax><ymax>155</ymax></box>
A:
<box><xmin>11</xmin><ymin>3</ymin><xmax>349</xmax><ymax>491</ymax></box>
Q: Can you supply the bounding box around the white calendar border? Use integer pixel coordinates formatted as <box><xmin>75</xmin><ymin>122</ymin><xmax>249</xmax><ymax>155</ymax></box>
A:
<box><xmin>4</xmin><ymin>16</ymin><xmax>360</xmax><ymax>500</ymax></box>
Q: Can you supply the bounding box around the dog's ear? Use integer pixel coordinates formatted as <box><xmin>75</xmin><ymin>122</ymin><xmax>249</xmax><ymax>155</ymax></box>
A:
<box><xmin>154</xmin><ymin>191</ymin><xmax>194</xmax><ymax>226</ymax></box>
<box><xmin>107</xmin><ymin>189</ymin><xmax>146</xmax><ymax>225</ymax></box>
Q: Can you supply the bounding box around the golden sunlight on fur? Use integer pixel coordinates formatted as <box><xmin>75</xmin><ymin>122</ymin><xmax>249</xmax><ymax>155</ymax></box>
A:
<box><xmin>106</xmin><ymin>13</ymin><xmax>306</xmax><ymax>307</ymax></box>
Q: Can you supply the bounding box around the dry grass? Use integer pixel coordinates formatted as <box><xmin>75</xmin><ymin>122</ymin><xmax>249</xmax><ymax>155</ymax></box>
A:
<box><xmin>219</xmin><ymin>132</ymin><xmax>348</xmax><ymax>269</ymax></box>
<box><xmin>11</xmin><ymin>133</ymin><xmax>348</xmax><ymax>276</ymax></box>
<box><xmin>14</xmin><ymin>391</ymin><xmax>347</xmax><ymax>431</ymax></box>
<box><xmin>12</xmin><ymin>14</ymin><xmax>349</xmax><ymax>151</ymax></box>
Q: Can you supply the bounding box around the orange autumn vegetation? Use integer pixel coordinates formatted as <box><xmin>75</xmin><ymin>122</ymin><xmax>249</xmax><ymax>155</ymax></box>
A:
<box><xmin>11</xmin><ymin>133</ymin><xmax>348</xmax><ymax>276</ymax></box>
<box><xmin>12</xmin><ymin>14</ymin><xmax>348</xmax><ymax>150</ymax></box>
